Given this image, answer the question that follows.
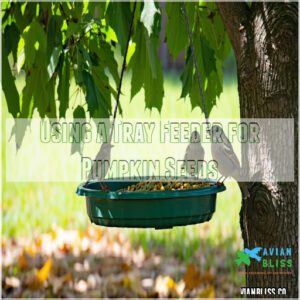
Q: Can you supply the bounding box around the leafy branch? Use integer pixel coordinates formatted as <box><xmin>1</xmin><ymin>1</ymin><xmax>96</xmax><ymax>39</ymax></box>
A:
<box><xmin>2</xmin><ymin>1</ymin><xmax>231</xmax><ymax>151</ymax></box>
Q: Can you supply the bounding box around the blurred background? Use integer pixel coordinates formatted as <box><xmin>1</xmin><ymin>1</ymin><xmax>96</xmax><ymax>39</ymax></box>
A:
<box><xmin>2</xmin><ymin>35</ymin><xmax>245</xmax><ymax>296</ymax></box>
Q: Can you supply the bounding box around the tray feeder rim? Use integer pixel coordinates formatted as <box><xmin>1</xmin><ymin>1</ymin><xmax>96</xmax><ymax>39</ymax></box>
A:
<box><xmin>76</xmin><ymin>180</ymin><xmax>226</xmax><ymax>200</ymax></box>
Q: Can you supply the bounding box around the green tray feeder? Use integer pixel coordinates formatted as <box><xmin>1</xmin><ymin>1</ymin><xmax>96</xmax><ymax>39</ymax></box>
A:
<box><xmin>76</xmin><ymin>2</ymin><xmax>227</xmax><ymax>230</ymax></box>
<box><xmin>76</xmin><ymin>179</ymin><xmax>225</xmax><ymax>229</ymax></box>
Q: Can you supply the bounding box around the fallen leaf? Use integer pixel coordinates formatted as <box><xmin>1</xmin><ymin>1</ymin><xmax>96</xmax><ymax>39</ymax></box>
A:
<box><xmin>142</xmin><ymin>278</ymin><xmax>154</xmax><ymax>290</ymax></box>
<box><xmin>183</xmin><ymin>264</ymin><xmax>201</xmax><ymax>291</ymax></box>
<box><xmin>52</xmin><ymin>272</ymin><xmax>72</xmax><ymax>294</ymax></box>
<box><xmin>18</xmin><ymin>252</ymin><xmax>28</xmax><ymax>271</ymax></box>
<box><xmin>196</xmin><ymin>285</ymin><xmax>215</xmax><ymax>298</ymax></box>
<box><xmin>121</xmin><ymin>262</ymin><xmax>132</xmax><ymax>273</ymax></box>
<box><xmin>5</xmin><ymin>277</ymin><xmax>20</xmax><ymax>289</ymax></box>
<box><xmin>35</xmin><ymin>237</ymin><xmax>42</xmax><ymax>248</ymax></box>
<box><xmin>59</xmin><ymin>243</ymin><xmax>71</xmax><ymax>253</ymax></box>
<box><xmin>27</xmin><ymin>258</ymin><xmax>53</xmax><ymax>290</ymax></box>
<box><xmin>50</xmin><ymin>228</ymin><xmax>58</xmax><ymax>241</ymax></box>
<box><xmin>200</xmin><ymin>271</ymin><xmax>214</xmax><ymax>284</ymax></box>
<box><xmin>74</xmin><ymin>279</ymin><xmax>88</xmax><ymax>293</ymax></box>
<box><xmin>176</xmin><ymin>280</ymin><xmax>186</xmax><ymax>297</ymax></box>
<box><xmin>86</xmin><ymin>226</ymin><xmax>102</xmax><ymax>241</ymax></box>
<box><xmin>37</xmin><ymin>258</ymin><xmax>53</xmax><ymax>283</ymax></box>
<box><xmin>24</xmin><ymin>245</ymin><xmax>36</xmax><ymax>256</ymax></box>
<box><xmin>87</xmin><ymin>273</ymin><xmax>101</xmax><ymax>289</ymax></box>
<box><xmin>123</xmin><ymin>272</ymin><xmax>146</xmax><ymax>297</ymax></box>
<box><xmin>1</xmin><ymin>226</ymin><xmax>241</xmax><ymax>298</ymax></box>
<box><xmin>27</xmin><ymin>276</ymin><xmax>42</xmax><ymax>291</ymax></box>
<box><xmin>167</xmin><ymin>276</ymin><xmax>179</xmax><ymax>297</ymax></box>
<box><xmin>62</xmin><ymin>272</ymin><xmax>72</xmax><ymax>283</ymax></box>
<box><xmin>154</xmin><ymin>275</ymin><xmax>179</xmax><ymax>297</ymax></box>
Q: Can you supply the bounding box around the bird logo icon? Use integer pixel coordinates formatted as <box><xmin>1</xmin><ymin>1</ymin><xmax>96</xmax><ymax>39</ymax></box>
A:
<box><xmin>235</xmin><ymin>247</ymin><xmax>262</xmax><ymax>266</ymax></box>
<box><xmin>244</xmin><ymin>247</ymin><xmax>262</xmax><ymax>262</ymax></box>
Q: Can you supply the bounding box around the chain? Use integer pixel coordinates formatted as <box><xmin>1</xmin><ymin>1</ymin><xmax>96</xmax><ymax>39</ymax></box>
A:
<box><xmin>181</xmin><ymin>1</ymin><xmax>209</xmax><ymax>124</ymax></box>
<box><xmin>109</xmin><ymin>1</ymin><xmax>209</xmax><ymax>142</ymax></box>
<box><xmin>109</xmin><ymin>1</ymin><xmax>137</xmax><ymax>144</ymax></box>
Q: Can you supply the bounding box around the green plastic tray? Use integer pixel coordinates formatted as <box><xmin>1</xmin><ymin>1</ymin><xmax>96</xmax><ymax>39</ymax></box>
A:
<box><xmin>76</xmin><ymin>179</ymin><xmax>226</xmax><ymax>229</ymax></box>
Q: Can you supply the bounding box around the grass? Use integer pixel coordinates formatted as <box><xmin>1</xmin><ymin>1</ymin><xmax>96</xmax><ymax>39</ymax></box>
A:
<box><xmin>2</xmin><ymin>70</ymin><xmax>244</xmax><ymax>287</ymax></box>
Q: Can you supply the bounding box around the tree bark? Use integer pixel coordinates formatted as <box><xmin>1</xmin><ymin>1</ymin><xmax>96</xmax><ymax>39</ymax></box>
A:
<box><xmin>217</xmin><ymin>2</ymin><xmax>298</xmax><ymax>297</ymax></box>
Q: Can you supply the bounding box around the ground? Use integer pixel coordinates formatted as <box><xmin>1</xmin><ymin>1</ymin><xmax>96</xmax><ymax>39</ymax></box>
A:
<box><xmin>2</xmin><ymin>225</ymin><xmax>243</xmax><ymax>298</ymax></box>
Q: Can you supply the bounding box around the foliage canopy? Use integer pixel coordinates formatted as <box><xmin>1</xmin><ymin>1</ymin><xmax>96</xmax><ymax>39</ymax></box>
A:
<box><xmin>2</xmin><ymin>1</ymin><xmax>231</xmax><ymax>148</ymax></box>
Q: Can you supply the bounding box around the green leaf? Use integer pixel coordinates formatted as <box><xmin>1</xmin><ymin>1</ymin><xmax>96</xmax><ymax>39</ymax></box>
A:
<box><xmin>71</xmin><ymin>105</ymin><xmax>86</xmax><ymax>155</ymax></box>
<box><xmin>87</xmin><ymin>2</ymin><xmax>97</xmax><ymax>18</ymax></box>
<box><xmin>74</xmin><ymin>2</ymin><xmax>83</xmax><ymax>20</ymax></box>
<box><xmin>166</xmin><ymin>2</ymin><xmax>195</xmax><ymax>59</ymax></box>
<box><xmin>19</xmin><ymin>67</ymin><xmax>47</xmax><ymax>120</ymax></box>
<box><xmin>47</xmin><ymin>15</ymin><xmax>63</xmax><ymax>61</ymax></box>
<box><xmin>4</xmin><ymin>22</ymin><xmax>20</xmax><ymax>63</ymax></box>
<box><xmin>141</xmin><ymin>0</ymin><xmax>159</xmax><ymax>36</ymax></box>
<box><xmin>66</xmin><ymin>22</ymin><xmax>81</xmax><ymax>39</ymax></box>
<box><xmin>47</xmin><ymin>46</ymin><xmax>62</xmax><ymax>79</ymax></box>
<box><xmin>199</xmin><ymin>2</ymin><xmax>231</xmax><ymax>61</ymax></box>
<box><xmin>198</xmin><ymin>35</ymin><xmax>217</xmax><ymax>76</ymax></box>
<box><xmin>180</xmin><ymin>48</ymin><xmax>193</xmax><ymax>98</ymax></box>
<box><xmin>106</xmin><ymin>2</ymin><xmax>131</xmax><ymax>54</ymax></box>
<box><xmin>57</xmin><ymin>53</ymin><xmax>70</xmax><ymax>118</ymax></box>
<box><xmin>45</xmin><ymin>77</ymin><xmax>56</xmax><ymax>118</ymax></box>
<box><xmin>166</xmin><ymin>3</ymin><xmax>186</xmax><ymax>59</ymax></box>
<box><xmin>21</xmin><ymin>74</ymin><xmax>35</xmax><ymax>118</ymax></box>
<box><xmin>20</xmin><ymin>53</ymin><xmax>55</xmax><ymax>120</ymax></box>
<box><xmin>203</xmin><ymin>61</ymin><xmax>223</xmax><ymax>113</ymax></box>
<box><xmin>129</xmin><ymin>22</ymin><xmax>164</xmax><ymax>112</ymax></box>
<box><xmin>82</xmin><ymin>70</ymin><xmax>99</xmax><ymax>116</ymax></box>
<box><xmin>23</xmin><ymin>20</ymin><xmax>46</xmax><ymax>68</ymax></box>
<box><xmin>180</xmin><ymin>27</ymin><xmax>219</xmax><ymax>115</ymax></box>
<box><xmin>13</xmin><ymin>3</ymin><xmax>28</xmax><ymax>32</ymax></box>
<box><xmin>73</xmin><ymin>105</ymin><xmax>85</xmax><ymax>119</ymax></box>
<box><xmin>94</xmin><ymin>2</ymin><xmax>107</xmax><ymax>19</ymax></box>
<box><xmin>40</xmin><ymin>2</ymin><xmax>51</xmax><ymax>13</ymax></box>
<box><xmin>78</xmin><ymin>44</ymin><xmax>92</xmax><ymax>69</ymax></box>
<box><xmin>99</xmin><ymin>40</ymin><xmax>119</xmax><ymax>86</ymax></box>
<box><xmin>74</xmin><ymin>46</ymin><xmax>84</xmax><ymax>85</ymax></box>
<box><xmin>92</xmin><ymin>66</ymin><xmax>113</xmax><ymax>113</ymax></box>
<box><xmin>23</xmin><ymin>3</ymin><xmax>38</xmax><ymax>24</ymax></box>
<box><xmin>16</xmin><ymin>37</ymin><xmax>25</xmax><ymax>73</ymax></box>
<box><xmin>145</xmin><ymin>32</ymin><xmax>158</xmax><ymax>78</ymax></box>
<box><xmin>2</xmin><ymin>49</ymin><xmax>20</xmax><ymax>117</ymax></box>
<box><xmin>126</xmin><ymin>42</ymin><xmax>136</xmax><ymax>65</ymax></box>
<box><xmin>83</xmin><ymin>68</ymin><xmax>111</xmax><ymax>118</ymax></box>
<box><xmin>89</xmin><ymin>38</ymin><xmax>120</xmax><ymax>86</ymax></box>
<box><xmin>189</xmin><ymin>78</ymin><xmax>199</xmax><ymax>110</ymax></box>
<box><xmin>33</xmin><ymin>74</ymin><xmax>48</xmax><ymax>117</ymax></box>
<box><xmin>31</xmin><ymin>52</ymin><xmax>49</xmax><ymax>118</ymax></box>
<box><xmin>188</xmin><ymin>60</ymin><xmax>221</xmax><ymax>115</ymax></box>
<box><xmin>59</xmin><ymin>2</ymin><xmax>73</xmax><ymax>19</ymax></box>
<box><xmin>178</xmin><ymin>5</ymin><xmax>230</xmax><ymax>115</ymax></box>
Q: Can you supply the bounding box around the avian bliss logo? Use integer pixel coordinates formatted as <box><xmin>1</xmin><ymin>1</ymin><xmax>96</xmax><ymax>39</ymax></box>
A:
<box><xmin>235</xmin><ymin>247</ymin><xmax>292</xmax><ymax>268</ymax></box>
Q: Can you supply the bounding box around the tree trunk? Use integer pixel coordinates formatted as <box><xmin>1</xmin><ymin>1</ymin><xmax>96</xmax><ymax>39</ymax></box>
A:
<box><xmin>217</xmin><ymin>2</ymin><xmax>298</xmax><ymax>297</ymax></box>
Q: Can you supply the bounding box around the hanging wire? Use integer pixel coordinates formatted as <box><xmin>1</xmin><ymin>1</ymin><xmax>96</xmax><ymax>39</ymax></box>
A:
<box><xmin>84</xmin><ymin>3</ymin><xmax>136</xmax><ymax>187</ymax></box>
<box><xmin>181</xmin><ymin>1</ymin><xmax>210</xmax><ymax>125</ymax></box>
<box><xmin>109</xmin><ymin>1</ymin><xmax>137</xmax><ymax>144</ymax></box>
<box><xmin>108</xmin><ymin>1</ymin><xmax>209</xmax><ymax>137</ymax></box>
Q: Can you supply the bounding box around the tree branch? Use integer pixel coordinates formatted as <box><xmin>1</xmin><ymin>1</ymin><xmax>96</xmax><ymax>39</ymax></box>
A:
<box><xmin>216</xmin><ymin>2</ymin><xmax>250</xmax><ymax>61</ymax></box>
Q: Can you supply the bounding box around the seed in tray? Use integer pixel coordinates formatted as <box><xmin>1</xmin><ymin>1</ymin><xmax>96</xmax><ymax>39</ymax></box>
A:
<box><xmin>118</xmin><ymin>181</ymin><xmax>211</xmax><ymax>192</ymax></box>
